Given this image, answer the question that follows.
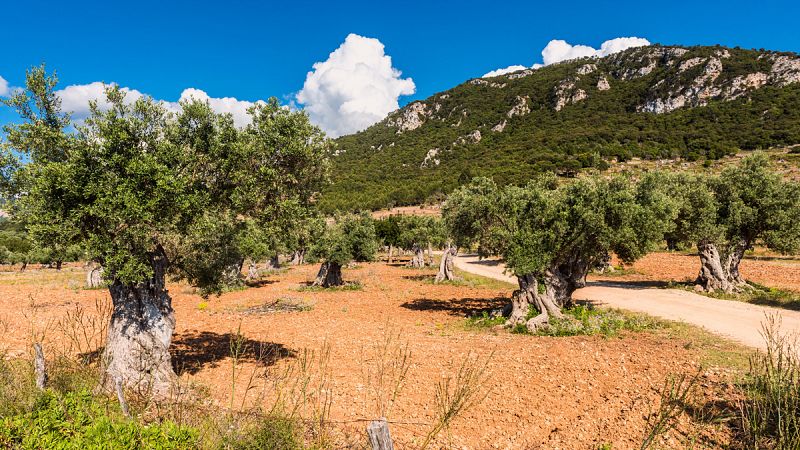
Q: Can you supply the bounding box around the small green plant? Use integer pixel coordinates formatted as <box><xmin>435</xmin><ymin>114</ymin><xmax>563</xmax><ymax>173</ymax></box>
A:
<box><xmin>227</xmin><ymin>416</ymin><xmax>303</xmax><ymax>450</ymax></box>
<box><xmin>511</xmin><ymin>304</ymin><xmax>663</xmax><ymax>337</ymax></box>
<box><xmin>737</xmin><ymin>315</ymin><xmax>800</xmax><ymax>448</ymax></box>
<box><xmin>464</xmin><ymin>311</ymin><xmax>506</xmax><ymax>330</ymax></box>
<box><xmin>297</xmin><ymin>281</ymin><xmax>363</xmax><ymax>292</ymax></box>
<box><xmin>640</xmin><ymin>372</ymin><xmax>699</xmax><ymax>449</ymax></box>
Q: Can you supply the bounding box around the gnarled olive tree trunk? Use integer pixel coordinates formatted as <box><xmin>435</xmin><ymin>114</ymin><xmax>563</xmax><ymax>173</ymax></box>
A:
<box><xmin>695</xmin><ymin>241</ymin><xmax>750</xmax><ymax>293</ymax></box>
<box><xmin>408</xmin><ymin>244</ymin><xmax>425</xmax><ymax>268</ymax></box>
<box><xmin>290</xmin><ymin>249</ymin><xmax>305</xmax><ymax>265</ymax></box>
<box><xmin>427</xmin><ymin>243</ymin><xmax>434</xmax><ymax>266</ymax></box>
<box><xmin>103</xmin><ymin>250</ymin><xmax>175</xmax><ymax>397</ymax></box>
<box><xmin>505</xmin><ymin>256</ymin><xmax>589</xmax><ymax>332</ymax></box>
<box><xmin>222</xmin><ymin>257</ymin><xmax>245</xmax><ymax>287</ymax></box>
<box><xmin>435</xmin><ymin>245</ymin><xmax>459</xmax><ymax>283</ymax></box>
<box><xmin>86</xmin><ymin>265</ymin><xmax>104</xmax><ymax>288</ymax></box>
<box><xmin>387</xmin><ymin>245</ymin><xmax>394</xmax><ymax>264</ymax></box>
<box><xmin>246</xmin><ymin>261</ymin><xmax>259</xmax><ymax>281</ymax></box>
<box><xmin>313</xmin><ymin>261</ymin><xmax>343</xmax><ymax>288</ymax></box>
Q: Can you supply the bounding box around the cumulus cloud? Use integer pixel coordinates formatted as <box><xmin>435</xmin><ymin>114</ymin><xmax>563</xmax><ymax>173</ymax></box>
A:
<box><xmin>0</xmin><ymin>75</ymin><xmax>9</xmax><ymax>97</ymax></box>
<box><xmin>296</xmin><ymin>33</ymin><xmax>416</xmax><ymax>138</ymax></box>
<box><xmin>173</xmin><ymin>88</ymin><xmax>261</xmax><ymax>128</ymax></box>
<box><xmin>52</xmin><ymin>81</ymin><xmax>260</xmax><ymax>127</ymax></box>
<box><xmin>57</xmin><ymin>82</ymin><xmax>146</xmax><ymax>119</ymax></box>
<box><xmin>482</xmin><ymin>65</ymin><xmax>528</xmax><ymax>78</ymax></box>
<box><xmin>483</xmin><ymin>36</ymin><xmax>650</xmax><ymax>78</ymax></box>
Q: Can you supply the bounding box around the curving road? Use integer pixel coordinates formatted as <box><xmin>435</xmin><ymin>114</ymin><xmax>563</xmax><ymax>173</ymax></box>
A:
<box><xmin>454</xmin><ymin>254</ymin><xmax>800</xmax><ymax>352</ymax></box>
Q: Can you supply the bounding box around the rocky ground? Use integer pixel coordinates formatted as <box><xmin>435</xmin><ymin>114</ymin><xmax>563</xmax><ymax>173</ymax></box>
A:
<box><xmin>0</xmin><ymin>259</ymin><xmax>756</xmax><ymax>449</ymax></box>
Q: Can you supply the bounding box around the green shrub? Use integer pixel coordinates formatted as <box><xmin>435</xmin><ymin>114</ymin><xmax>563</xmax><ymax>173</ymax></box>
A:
<box><xmin>514</xmin><ymin>304</ymin><xmax>662</xmax><ymax>337</ymax></box>
<box><xmin>228</xmin><ymin>416</ymin><xmax>303</xmax><ymax>450</ymax></box>
<box><xmin>0</xmin><ymin>390</ymin><xmax>197</xmax><ymax>449</ymax></box>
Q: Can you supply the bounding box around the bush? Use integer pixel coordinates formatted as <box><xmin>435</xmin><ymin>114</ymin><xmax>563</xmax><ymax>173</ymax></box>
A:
<box><xmin>0</xmin><ymin>390</ymin><xmax>198</xmax><ymax>449</ymax></box>
<box><xmin>228</xmin><ymin>416</ymin><xmax>303</xmax><ymax>450</ymax></box>
<box><xmin>738</xmin><ymin>316</ymin><xmax>800</xmax><ymax>448</ymax></box>
<box><xmin>514</xmin><ymin>304</ymin><xmax>662</xmax><ymax>337</ymax></box>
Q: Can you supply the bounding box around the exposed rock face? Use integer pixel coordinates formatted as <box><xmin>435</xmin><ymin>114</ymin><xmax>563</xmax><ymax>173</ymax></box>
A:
<box><xmin>470</xmin><ymin>79</ymin><xmax>507</xmax><ymax>88</ymax></box>
<box><xmin>387</xmin><ymin>102</ymin><xmax>430</xmax><ymax>133</ymax></box>
<box><xmin>491</xmin><ymin>120</ymin><xmax>507</xmax><ymax>132</ymax></box>
<box><xmin>508</xmin><ymin>70</ymin><xmax>534</xmax><ymax>79</ymax></box>
<box><xmin>421</xmin><ymin>148</ymin><xmax>440</xmax><ymax>168</ymax></box>
<box><xmin>725</xmin><ymin>72</ymin><xmax>768</xmax><ymax>99</ymax></box>
<box><xmin>770</xmin><ymin>55</ymin><xmax>800</xmax><ymax>85</ymax></box>
<box><xmin>507</xmin><ymin>96</ymin><xmax>530</xmax><ymax>118</ymax></box>
<box><xmin>455</xmin><ymin>130</ymin><xmax>482</xmax><ymax>145</ymax></box>
<box><xmin>596</xmin><ymin>77</ymin><xmax>611</xmax><ymax>91</ymax></box>
<box><xmin>576</xmin><ymin>64</ymin><xmax>596</xmax><ymax>75</ymax></box>
<box><xmin>554</xmin><ymin>79</ymin><xmax>588</xmax><ymax>111</ymax></box>
<box><xmin>639</xmin><ymin>55</ymin><xmax>725</xmax><ymax>113</ymax></box>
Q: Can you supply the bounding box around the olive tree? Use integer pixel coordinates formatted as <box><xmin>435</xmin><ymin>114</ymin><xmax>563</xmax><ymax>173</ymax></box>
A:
<box><xmin>443</xmin><ymin>175</ymin><xmax>674</xmax><ymax>331</ymax></box>
<box><xmin>374</xmin><ymin>215</ymin><xmax>402</xmax><ymax>264</ymax></box>
<box><xmin>1</xmin><ymin>67</ymin><xmax>329</xmax><ymax>396</ymax></box>
<box><xmin>664</xmin><ymin>154</ymin><xmax>800</xmax><ymax>292</ymax></box>
<box><xmin>308</xmin><ymin>213</ymin><xmax>377</xmax><ymax>287</ymax></box>
<box><xmin>397</xmin><ymin>215</ymin><xmax>444</xmax><ymax>268</ymax></box>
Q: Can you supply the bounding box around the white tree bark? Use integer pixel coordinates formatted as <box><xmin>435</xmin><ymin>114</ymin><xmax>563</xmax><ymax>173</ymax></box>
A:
<box><xmin>435</xmin><ymin>245</ymin><xmax>459</xmax><ymax>283</ymax></box>
<box><xmin>103</xmin><ymin>250</ymin><xmax>176</xmax><ymax>397</ymax></box>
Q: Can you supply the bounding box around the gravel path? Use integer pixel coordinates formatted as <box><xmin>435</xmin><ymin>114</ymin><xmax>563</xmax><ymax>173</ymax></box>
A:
<box><xmin>454</xmin><ymin>254</ymin><xmax>800</xmax><ymax>352</ymax></box>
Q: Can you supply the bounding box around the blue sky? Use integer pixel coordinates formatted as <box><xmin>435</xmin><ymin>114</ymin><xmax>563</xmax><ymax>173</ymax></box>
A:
<box><xmin>1</xmin><ymin>0</ymin><xmax>799</xmax><ymax>136</ymax></box>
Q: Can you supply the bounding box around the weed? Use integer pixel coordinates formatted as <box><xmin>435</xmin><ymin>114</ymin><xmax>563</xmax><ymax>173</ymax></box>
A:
<box><xmin>641</xmin><ymin>372</ymin><xmax>699</xmax><ymax>449</ymax></box>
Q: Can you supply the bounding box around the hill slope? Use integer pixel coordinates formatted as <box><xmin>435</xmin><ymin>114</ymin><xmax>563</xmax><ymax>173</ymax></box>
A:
<box><xmin>322</xmin><ymin>45</ymin><xmax>800</xmax><ymax>212</ymax></box>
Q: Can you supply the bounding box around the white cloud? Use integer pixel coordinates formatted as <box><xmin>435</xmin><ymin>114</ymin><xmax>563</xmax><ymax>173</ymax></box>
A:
<box><xmin>296</xmin><ymin>33</ymin><xmax>416</xmax><ymax>138</ymax></box>
<box><xmin>53</xmin><ymin>82</ymin><xmax>259</xmax><ymax>128</ymax></box>
<box><xmin>174</xmin><ymin>88</ymin><xmax>261</xmax><ymax>128</ymax></box>
<box><xmin>57</xmin><ymin>82</ymin><xmax>146</xmax><ymax>119</ymax></box>
<box><xmin>542</xmin><ymin>37</ymin><xmax>651</xmax><ymax>65</ymax></box>
<box><xmin>482</xmin><ymin>65</ymin><xmax>528</xmax><ymax>78</ymax></box>
<box><xmin>0</xmin><ymin>75</ymin><xmax>9</xmax><ymax>97</ymax></box>
<box><xmin>482</xmin><ymin>36</ymin><xmax>650</xmax><ymax>78</ymax></box>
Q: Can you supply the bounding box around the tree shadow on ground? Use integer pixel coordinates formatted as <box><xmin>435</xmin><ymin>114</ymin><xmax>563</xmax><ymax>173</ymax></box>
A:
<box><xmin>244</xmin><ymin>279</ymin><xmax>279</xmax><ymax>288</ymax></box>
<box><xmin>589</xmin><ymin>280</ymin><xmax>674</xmax><ymax>289</ymax></box>
<box><xmin>171</xmin><ymin>331</ymin><xmax>294</xmax><ymax>375</ymax></box>
<box><xmin>402</xmin><ymin>274</ymin><xmax>434</xmax><ymax>282</ymax></box>
<box><xmin>400</xmin><ymin>296</ymin><xmax>508</xmax><ymax>317</ymax></box>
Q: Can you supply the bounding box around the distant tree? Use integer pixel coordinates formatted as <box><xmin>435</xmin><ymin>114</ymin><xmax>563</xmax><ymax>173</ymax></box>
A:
<box><xmin>664</xmin><ymin>154</ymin><xmax>800</xmax><ymax>292</ymax></box>
<box><xmin>308</xmin><ymin>213</ymin><xmax>377</xmax><ymax>287</ymax></box>
<box><xmin>397</xmin><ymin>215</ymin><xmax>445</xmax><ymax>268</ymax></box>
<box><xmin>444</xmin><ymin>175</ymin><xmax>674</xmax><ymax>331</ymax></box>
<box><xmin>1</xmin><ymin>67</ymin><xmax>329</xmax><ymax>396</ymax></box>
<box><xmin>375</xmin><ymin>215</ymin><xmax>402</xmax><ymax>264</ymax></box>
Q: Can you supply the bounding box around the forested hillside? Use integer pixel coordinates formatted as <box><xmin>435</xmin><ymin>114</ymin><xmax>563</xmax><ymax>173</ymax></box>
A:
<box><xmin>322</xmin><ymin>45</ymin><xmax>800</xmax><ymax>211</ymax></box>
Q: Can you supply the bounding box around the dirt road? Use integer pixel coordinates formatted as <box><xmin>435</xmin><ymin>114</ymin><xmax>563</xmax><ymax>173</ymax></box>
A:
<box><xmin>454</xmin><ymin>254</ymin><xmax>800</xmax><ymax>352</ymax></box>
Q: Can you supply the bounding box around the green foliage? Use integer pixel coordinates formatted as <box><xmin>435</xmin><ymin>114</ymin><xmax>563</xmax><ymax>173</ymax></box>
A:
<box><xmin>308</xmin><ymin>212</ymin><xmax>377</xmax><ymax>266</ymax></box>
<box><xmin>530</xmin><ymin>305</ymin><xmax>663</xmax><ymax>337</ymax></box>
<box><xmin>1</xmin><ymin>66</ymin><xmax>329</xmax><ymax>293</ymax></box>
<box><xmin>443</xmin><ymin>173</ymin><xmax>674</xmax><ymax>279</ymax></box>
<box><xmin>0</xmin><ymin>390</ymin><xmax>197</xmax><ymax>449</ymax></box>
<box><xmin>737</xmin><ymin>317</ymin><xmax>800</xmax><ymax>449</ymax></box>
<box><xmin>396</xmin><ymin>215</ymin><xmax>445</xmax><ymax>250</ymax></box>
<box><xmin>664</xmin><ymin>153</ymin><xmax>800</xmax><ymax>254</ymax></box>
<box><xmin>321</xmin><ymin>45</ymin><xmax>800</xmax><ymax>212</ymax></box>
<box><xmin>227</xmin><ymin>416</ymin><xmax>303</xmax><ymax>450</ymax></box>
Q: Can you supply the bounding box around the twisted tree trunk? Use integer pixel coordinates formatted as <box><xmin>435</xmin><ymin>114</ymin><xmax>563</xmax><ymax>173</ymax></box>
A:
<box><xmin>435</xmin><ymin>245</ymin><xmax>459</xmax><ymax>283</ymax></box>
<box><xmin>290</xmin><ymin>249</ymin><xmax>305</xmax><ymax>265</ymax></box>
<box><xmin>695</xmin><ymin>241</ymin><xmax>749</xmax><ymax>293</ymax></box>
<box><xmin>427</xmin><ymin>243</ymin><xmax>434</xmax><ymax>266</ymax></box>
<box><xmin>86</xmin><ymin>265</ymin><xmax>104</xmax><ymax>288</ymax></box>
<box><xmin>387</xmin><ymin>245</ymin><xmax>393</xmax><ymax>264</ymax></box>
<box><xmin>313</xmin><ymin>261</ymin><xmax>343</xmax><ymax>288</ymax></box>
<box><xmin>505</xmin><ymin>256</ymin><xmax>589</xmax><ymax>332</ymax></box>
<box><xmin>222</xmin><ymin>257</ymin><xmax>245</xmax><ymax>287</ymax></box>
<box><xmin>246</xmin><ymin>262</ymin><xmax>259</xmax><ymax>281</ymax></box>
<box><xmin>103</xmin><ymin>248</ymin><xmax>176</xmax><ymax>397</ymax></box>
<box><xmin>408</xmin><ymin>245</ymin><xmax>425</xmax><ymax>268</ymax></box>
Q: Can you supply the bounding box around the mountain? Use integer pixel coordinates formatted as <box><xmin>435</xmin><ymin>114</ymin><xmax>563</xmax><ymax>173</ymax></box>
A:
<box><xmin>320</xmin><ymin>45</ymin><xmax>800</xmax><ymax>212</ymax></box>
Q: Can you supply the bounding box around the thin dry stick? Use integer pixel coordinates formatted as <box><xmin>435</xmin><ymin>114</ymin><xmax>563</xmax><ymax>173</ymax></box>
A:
<box><xmin>33</xmin><ymin>342</ymin><xmax>47</xmax><ymax>390</ymax></box>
